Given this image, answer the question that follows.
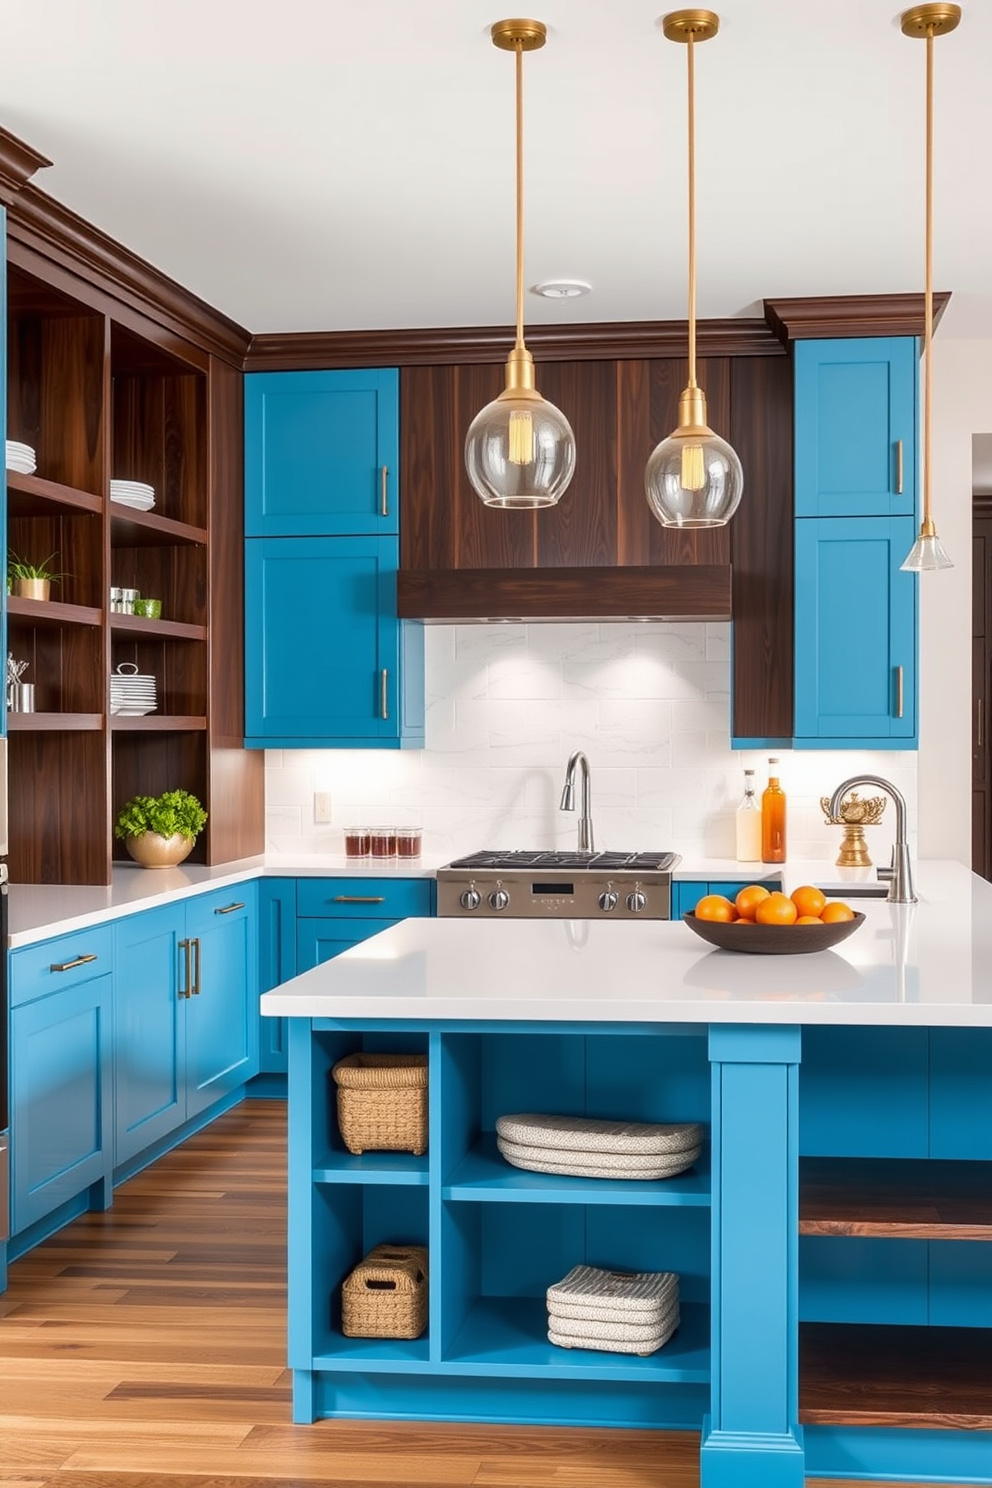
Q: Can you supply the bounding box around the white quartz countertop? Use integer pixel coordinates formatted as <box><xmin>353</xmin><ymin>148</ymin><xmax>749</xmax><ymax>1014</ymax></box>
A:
<box><xmin>259</xmin><ymin>861</ymin><xmax>992</xmax><ymax>1028</ymax></box>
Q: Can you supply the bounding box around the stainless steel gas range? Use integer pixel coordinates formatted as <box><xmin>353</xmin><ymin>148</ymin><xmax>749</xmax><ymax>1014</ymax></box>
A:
<box><xmin>436</xmin><ymin>850</ymin><xmax>681</xmax><ymax>920</ymax></box>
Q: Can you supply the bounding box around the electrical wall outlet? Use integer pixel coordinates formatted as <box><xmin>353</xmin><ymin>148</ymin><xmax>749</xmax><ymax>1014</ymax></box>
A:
<box><xmin>314</xmin><ymin>791</ymin><xmax>333</xmax><ymax>824</ymax></box>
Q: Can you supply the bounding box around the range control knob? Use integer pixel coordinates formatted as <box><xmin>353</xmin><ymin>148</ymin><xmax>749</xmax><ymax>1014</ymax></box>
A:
<box><xmin>460</xmin><ymin>887</ymin><xmax>481</xmax><ymax>911</ymax></box>
<box><xmin>489</xmin><ymin>887</ymin><xmax>510</xmax><ymax>911</ymax></box>
<box><xmin>598</xmin><ymin>889</ymin><xmax>619</xmax><ymax>912</ymax></box>
<box><xmin>626</xmin><ymin>889</ymin><xmax>647</xmax><ymax>914</ymax></box>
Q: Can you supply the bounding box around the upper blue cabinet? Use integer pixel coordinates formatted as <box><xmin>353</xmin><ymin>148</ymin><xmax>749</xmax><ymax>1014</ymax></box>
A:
<box><xmin>245</xmin><ymin>369</ymin><xmax>399</xmax><ymax>537</ymax></box>
<box><xmin>795</xmin><ymin>337</ymin><xmax>918</xmax><ymax>519</ymax></box>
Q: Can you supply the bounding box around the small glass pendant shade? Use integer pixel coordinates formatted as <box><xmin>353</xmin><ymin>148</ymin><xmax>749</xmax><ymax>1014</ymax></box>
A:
<box><xmin>465</xmin><ymin>391</ymin><xmax>576</xmax><ymax>509</ymax></box>
<box><xmin>645</xmin><ymin>428</ymin><xmax>744</xmax><ymax>528</ymax></box>
<box><xmin>901</xmin><ymin>528</ymin><xmax>953</xmax><ymax>572</ymax></box>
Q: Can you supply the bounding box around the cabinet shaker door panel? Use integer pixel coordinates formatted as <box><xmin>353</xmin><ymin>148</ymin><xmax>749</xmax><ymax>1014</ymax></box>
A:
<box><xmin>113</xmin><ymin>907</ymin><xmax>185</xmax><ymax>1164</ymax></box>
<box><xmin>795</xmin><ymin>338</ymin><xmax>917</xmax><ymax>518</ymax></box>
<box><xmin>184</xmin><ymin>893</ymin><xmax>259</xmax><ymax>1120</ymax></box>
<box><xmin>11</xmin><ymin>975</ymin><xmax>113</xmax><ymax>1233</ymax></box>
<box><xmin>296</xmin><ymin>917</ymin><xmax>399</xmax><ymax>973</ymax></box>
<box><xmin>245</xmin><ymin>369</ymin><xmax>398</xmax><ymax>537</ymax></box>
<box><xmin>794</xmin><ymin>516</ymin><xmax>917</xmax><ymax>744</ymax></box>
<box><xmin>245</xmin><ymin>536</ymin><xmax>412</xmax><ymax>744</ymax></box>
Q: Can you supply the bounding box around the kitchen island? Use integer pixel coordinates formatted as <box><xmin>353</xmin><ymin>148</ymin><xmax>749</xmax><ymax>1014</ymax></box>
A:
<box><xmin>260</xmin><ymin>862</ymin><xmax>992</xmax><ymax>1487</ymax></box>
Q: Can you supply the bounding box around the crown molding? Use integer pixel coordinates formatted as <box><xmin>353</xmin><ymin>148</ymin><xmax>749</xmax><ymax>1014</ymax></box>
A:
<box><xmin>245</xmin><ymin>317</ymin><xmax>784</xmax><ymax>371</ymax></box>
<box><xmin>763</xmin><ymin>292</ymin><xmax>951</xmax><ymax>346</ymax></box>
<box><xmin>0</xmin><ymin>125</ymin><xmax>52</xmax><ymax>206</ymax></box>
<box><xmin>7</xmin><ymin>184</ymin><xmax>251</xmax><ymax>367</ymax></box>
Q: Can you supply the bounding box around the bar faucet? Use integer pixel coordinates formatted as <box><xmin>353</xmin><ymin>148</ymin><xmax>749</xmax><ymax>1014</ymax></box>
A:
<box><xmin>559</xmin><ymin>751</ymin><xmax>594</xmax><ymax>853</ymax></box>
<box><xmin>828</xmin><ymin>775</ymin><xmax>916</xmax><ymax>904</ymax></box>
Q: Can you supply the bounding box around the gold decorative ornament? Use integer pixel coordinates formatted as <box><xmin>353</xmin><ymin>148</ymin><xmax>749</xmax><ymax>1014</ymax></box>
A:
<box><xmin>899</xmin><ymin>2</ymin><xmax>962</xmax><ymax>572</ymax></box>
<box><xmin>463</xmin><ymin>19</ymin><xmax>576</xmax><ymax>509</ymax></box>
<box><xmin>644</xmin><ymin>9</ymin><xmax>743</xmax><ymax>529</ymax></box>
<box><xmin>820</xmin><ymin>791</ymin><xmax>888</xmax><ymax>869</ymax></box>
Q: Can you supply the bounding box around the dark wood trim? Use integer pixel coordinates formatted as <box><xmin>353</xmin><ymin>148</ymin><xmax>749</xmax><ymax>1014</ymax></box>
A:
<box><xmin>396</xmin><ymin>566</ymin><xmax>732</xmax><ymax>622</ymax></box>
<box><xmin>7</xmin><ymin>187</ymin><xmax>251</xmax><ymax>368</ymax></box>
<box><xmin>799</xmin><ymin>1157</ymin><xmax>992</xmax><ymax>1240</ymax></box>
<box><xmin>246</xmin><ymin>318</ymin><xmax>783</xmax><ymax>371</ymax></box>
<box><xmin>764</xmin><ymin>292</ymin><xmax>951</xmax><ymax>346</ymax></box>
<box><xmin>0</xmin><ymin>124</ymin><xmax>51</xmax><ymax>204</ymax></box>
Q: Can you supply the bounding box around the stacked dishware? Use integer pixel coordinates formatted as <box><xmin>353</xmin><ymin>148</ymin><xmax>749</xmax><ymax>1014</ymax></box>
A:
<box><xmin>110</xmin><ymin>662</ymin><xmax>157</xmax><ymax>716</ymax></box>
<box><xmin>6</xmin><ymin>440</ymin><xmax>37</xmax><ymax>474</ymax></box>
<box><xmin>546</xmin><ymin>1264</ymin><xmax>680</xmax><ymax>1355</ymax></box>
<box><xmin>495</xmin><ymin>1113</ymin><xmax>703</xmax><ymax>1180</ymax></box>
<box><xmin>110</xmin><ymin>479</ymin><xmax>155</xmax><ymax>511</ymax></box>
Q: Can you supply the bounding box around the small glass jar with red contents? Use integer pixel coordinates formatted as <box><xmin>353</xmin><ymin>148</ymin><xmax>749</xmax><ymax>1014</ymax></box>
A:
<box><xmin>343</xmin><ymin>827</ymin><xmax>372</xmax><ymax>859</ymax></box>
<box><xmin>370</xmin><ymin>827</ymin><xmax>397</xmax><ymax>859</ymax></box>
<box><xmin>395</xmin><ymin>827</ymin><xmax>422</xmax><ymax>858</ymax></box>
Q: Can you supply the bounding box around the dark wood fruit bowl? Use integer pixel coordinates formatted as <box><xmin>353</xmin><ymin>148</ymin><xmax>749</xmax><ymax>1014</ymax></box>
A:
<box><xmin>682</xmin><ymin>910</ymin><xmax>865</xmax><ymax>955</ymax></box>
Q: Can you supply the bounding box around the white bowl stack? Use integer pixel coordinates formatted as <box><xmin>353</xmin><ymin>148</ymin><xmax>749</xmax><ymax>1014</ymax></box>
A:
<box><xmin>546</xmin><ymin>1264</ymin><xmax>681</xmax><ymax>1356</ymax></box>
<box><xmin>110</xmin><ymin>664</ymin><xmax>157</xmax><ymax>717</ymax></box>
<box><xmin>110</xmin><ymin>479</ymin><xmax>155</xmax><ymax>511</ymax></box>
<box><xmin>6</xmin><ymin>440</ymin><xmax>37</xmax><ymax>474</ymax></box>
<box><xmin>495</xmin><ymin>1113</ymin><xmax>703</xmax><ymax>1180</ymax></box>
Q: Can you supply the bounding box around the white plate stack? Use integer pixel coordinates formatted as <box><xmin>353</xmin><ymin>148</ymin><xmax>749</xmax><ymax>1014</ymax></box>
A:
<box><xmin>110</xmin><ymin>664</ymin><xmax>157</xmax><ymax>716</ymax></box>
<box><xmin>110</xmin><ymin>479</ymin><xmax>155</xmax><ymax>511</ymax></box>
<box><xmin>546</xmin><ymin>1264</ymin><xmax>680</xmax><ymax>1356</ymax></box>
<box><xmin>6</xmin><ymin>440</ymin><xmax>37</xmax><ymax>474</ymax></box>
<box><xmin>495</xmin><ymin>1113</ymin><xmax>704</xmax><ymax>1180</ymax></box>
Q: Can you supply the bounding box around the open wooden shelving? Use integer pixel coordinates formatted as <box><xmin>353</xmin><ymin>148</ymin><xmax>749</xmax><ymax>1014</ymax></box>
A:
<box><xmin>4</xmin><ymin>232</ymin><xmax>263</xmax><ymax>881</ymax></box>
<box><xmin>799</xmin><ymin>1157</ymin><xmax>992</xmax><ymax>1240</ymax></box>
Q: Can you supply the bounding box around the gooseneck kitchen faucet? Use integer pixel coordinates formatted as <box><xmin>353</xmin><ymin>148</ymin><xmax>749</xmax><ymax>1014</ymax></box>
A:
<box><xmin>828</xmin><ymin>775</ymin><xmax>916</xmax><ymax>904</ymax></box>
<box><xmin>560</xmin><ymin>751</ymin><xmax>594</xmax><ymax>852</ymax></box>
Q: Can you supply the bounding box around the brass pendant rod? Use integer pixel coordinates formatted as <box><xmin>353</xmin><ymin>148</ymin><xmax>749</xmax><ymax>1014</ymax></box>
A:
<box><xmin>686</xmin><ymin>31</ymin><xmax>697</xmax><ymax>389</ymax></box>
<box><xmin>515</xmin><ymin>41</ymin><xmax>526</xmax><ymax>355</ymax></box>
<box><xmin>921</xmin><ymin>22</ymin><xmax>935</xmax><ymax>534</ymax></box>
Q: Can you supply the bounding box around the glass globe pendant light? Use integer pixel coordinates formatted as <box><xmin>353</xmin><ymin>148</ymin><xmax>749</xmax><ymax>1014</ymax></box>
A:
<box><xmin>645</xmin><ymin>10</ymin><xmax>743</xmax><ymax>529</ymax></box>
<box><xmin>900</xmin><ymin>3</ymin><xmax>961</xmax><ymax>573</ymax></box>
<box><xmin>464</xmin><ymin>19</ymin><xmax>576</xmax><ymax>509</ymax></box>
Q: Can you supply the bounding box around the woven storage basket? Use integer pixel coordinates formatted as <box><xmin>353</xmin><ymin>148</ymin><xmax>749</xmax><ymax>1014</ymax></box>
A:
<box><xmin>332</xmin><ymin>1053</ymin><xmax>428</xmax><ymax>1155</ymax></box>
<box><xmin>341</xmin><ymin>1243</ymin><xmax>428</xmax><ymax>1339</ymax></box>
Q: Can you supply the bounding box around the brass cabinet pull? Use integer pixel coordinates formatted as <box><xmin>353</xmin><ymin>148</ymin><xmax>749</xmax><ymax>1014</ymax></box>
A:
<box><xmin>895</xmin><ymin>439</ymin><xmax>904</xmax><ymax>495</ymax></box>
<box><xmin>214</xmin><ymin>902</ymin><xmax>245</xmax><ymax>914</ymax></box>
<box><xmin>50</xmin><ymin>952</ymin><xmax>98</xmax><ymax>973</ymax></box>
<box><xmin>979</xmin><ymin>698</ymin><xmax>984</xmax><ymax>749</ymax></box>
<box><xmin>179</xmin><ymin>938</ymin><xmax>192</xmax><ymax>999</ymax></box>
<box><xmin>381</xmin><ymin>465</ymin><xmax>389</xmax><ymax>517</ymax></box>
<box><xmin>192</xmin><ymin>936</ymin><xmax>201</xmax><ymax>997</ymax></box>
<box><xmin>895</xmin><ymin>665</ymin><xmax>904</xmax><ymax>719</ymax></box>
<box><xmin>332</xmin><ymin>895</ymin><xmax>386</xmax><ymax>904</ymax></box>
<box><xmin>380</xmin><ymin>668</ymin><xmax>389</xmax><ymax>720</ymax></box>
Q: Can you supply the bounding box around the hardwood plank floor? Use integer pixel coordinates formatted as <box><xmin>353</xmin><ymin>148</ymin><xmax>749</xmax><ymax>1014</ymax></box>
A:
<box><xmin>0</xmin><ymin>1099</ymin><xmax>919</xmax><ymax>1488</ymax></box>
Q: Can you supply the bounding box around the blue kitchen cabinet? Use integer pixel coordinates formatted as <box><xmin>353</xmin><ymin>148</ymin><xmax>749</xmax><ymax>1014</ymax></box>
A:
<box><xmin>674</xmin><ymin>879</ymin><xmax>777</xmax><ymax>916</ymax></box>
<box><xmin>9</xmin><ymin>930</ymin><xmax>113</xmax><ymax>1234</ymax></box>
<box><xmin>114</xmin><ymin>887</ymin><xmax>259</xmax><ymax>1165</ymax></box>
<box><xmin>259</xmin><ymin>879</ymin><xmax>297</xmax><ymax>1075</ymax></box>
<box><xmin>245</xmin><ymin>369</ymin><xmax>399</xmax><ymax>538</ymax></box>
<box><xmin>794</xmin><ymin>516</ymin><xmax>917</xmax><ymax>746</ymax></box>
<box><xmin>244</xmin><ymin>536</ymin><xmax>423</xmax><ymax>748</ymax></box>
<box><xmin>795</xmin><ymin>337</ymin><xmax>918</xmax><ymax>519</ymax></box>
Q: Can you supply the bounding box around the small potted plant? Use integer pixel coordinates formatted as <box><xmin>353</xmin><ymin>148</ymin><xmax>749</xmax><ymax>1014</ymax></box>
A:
<box><xmin>7</xmin><ymin>551</ymin><xmax>66</xmax><ymax>601</ymax></box>
<box><xmin>114</xmin><ymin>789</ymin><xmax>208</xmax><ymax>869</ymax></box>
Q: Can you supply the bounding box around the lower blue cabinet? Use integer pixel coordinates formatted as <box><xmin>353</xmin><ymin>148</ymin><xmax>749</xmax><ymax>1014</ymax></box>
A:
<box><xmin>10</xmin><ymin>967</ymin><xmax>113</xmax><ymax>1234</ymax></box>
<box><xmin>674</xmin><ymin>879</ymin><xmax>777</xmax><ymax>917</ymax></box>
<box><xmin>114</xmin><ymin>886</ymin><xmax>259</xmax><ymax>1165</ymax></box>
<box><xmin>259</xmin><ymin>879</ymin><xmax>298</xmax><ymax>1075</ymax></box>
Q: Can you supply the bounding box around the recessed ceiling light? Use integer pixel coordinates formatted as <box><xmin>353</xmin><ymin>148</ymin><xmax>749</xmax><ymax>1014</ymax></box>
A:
<box><xmin>531</xmin><ymin>279</ymin><xmax>592</xmax><ymax>299</ymax></box>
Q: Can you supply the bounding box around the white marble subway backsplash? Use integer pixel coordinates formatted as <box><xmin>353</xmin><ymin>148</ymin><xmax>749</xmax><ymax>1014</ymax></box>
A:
<box><xmin>264</xmin><ymin>623</ymin><xmax>918</xmax><ymax>865</ymax></box>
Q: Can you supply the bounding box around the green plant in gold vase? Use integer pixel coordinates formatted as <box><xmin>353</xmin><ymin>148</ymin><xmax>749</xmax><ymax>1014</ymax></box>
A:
<box><xmin>114</xmin><ymin>789</ymin><xmax>208</xmax><ymax>868</ymax></box>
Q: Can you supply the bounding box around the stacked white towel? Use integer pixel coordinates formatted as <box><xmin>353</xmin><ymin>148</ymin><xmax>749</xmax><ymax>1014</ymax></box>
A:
<box><xmin>495</xmin><ymin>1113</ymin><xmax>703</xmax><ymax>1180</ymax></box>
<box><xmin>546</xmin><ymin>1264</ymin><xmax>680</xmax><ymax>1355</ymax></box>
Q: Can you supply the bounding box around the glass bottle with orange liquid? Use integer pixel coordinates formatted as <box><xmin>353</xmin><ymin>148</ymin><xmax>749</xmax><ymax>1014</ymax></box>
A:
<box><xmin>761</xmin><ymin>757</ymin><xmax>787</xmax><ymax>863</ymax></box>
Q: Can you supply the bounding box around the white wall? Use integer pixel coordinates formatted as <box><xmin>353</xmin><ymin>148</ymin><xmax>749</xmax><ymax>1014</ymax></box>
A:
<box><xmin>921</xmin><ymin>337</ymin><xmax>992</xmax><ymax>861</ymax></box>
<box><xmin>265</xmin><ymin>621</ymin><xmax>917</xmax><ymax>866</ymax></box>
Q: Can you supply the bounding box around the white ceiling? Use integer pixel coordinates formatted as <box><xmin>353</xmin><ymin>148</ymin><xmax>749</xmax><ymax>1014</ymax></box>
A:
<box><xmin>1</xmin><ymin>0</ymin><xmax>989</xmax><ymax>339</ymax></box>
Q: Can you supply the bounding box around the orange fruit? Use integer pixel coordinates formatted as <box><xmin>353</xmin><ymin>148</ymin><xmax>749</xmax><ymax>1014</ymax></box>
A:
<box><xmin>820</xmin><ymin>901</ymin><xmax>855</xmax><ymax>923</ymax></box>
<box><xmin>791</xmin><ymin>885</ymin><xmax>827</xmax><ymax>919</ymax></box>
<box><xmin>694</xmin><ymin>894</ymin><xmax>739</xmax><ymax>923</ymax></box>
<box><xmin>754</xmin><ymin>891</ymin><xmax>798</xmax><ymax>926</ymax></box>
<box><xmin>735</xmin><ymin>884</ymin><xmax>771</xmax><ymax>921</ymax></box>
<box><xmin>795</xmin><ymin>915</ymin><xmax>823</xmax><ymax>925</ymax></box>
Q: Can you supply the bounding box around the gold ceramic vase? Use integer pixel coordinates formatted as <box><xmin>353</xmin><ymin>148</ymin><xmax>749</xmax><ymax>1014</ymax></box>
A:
<box><xmin>125</xmin><ymin>832</ymin><xmax>194</xmax><ymax>869</ymax></box>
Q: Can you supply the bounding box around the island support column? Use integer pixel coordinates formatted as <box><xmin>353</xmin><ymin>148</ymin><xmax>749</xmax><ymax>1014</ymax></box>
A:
<box><xmin>701</xmin><ymin>1025</ymin><xmax>803</xmax><ymax>1488</ymax></box>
